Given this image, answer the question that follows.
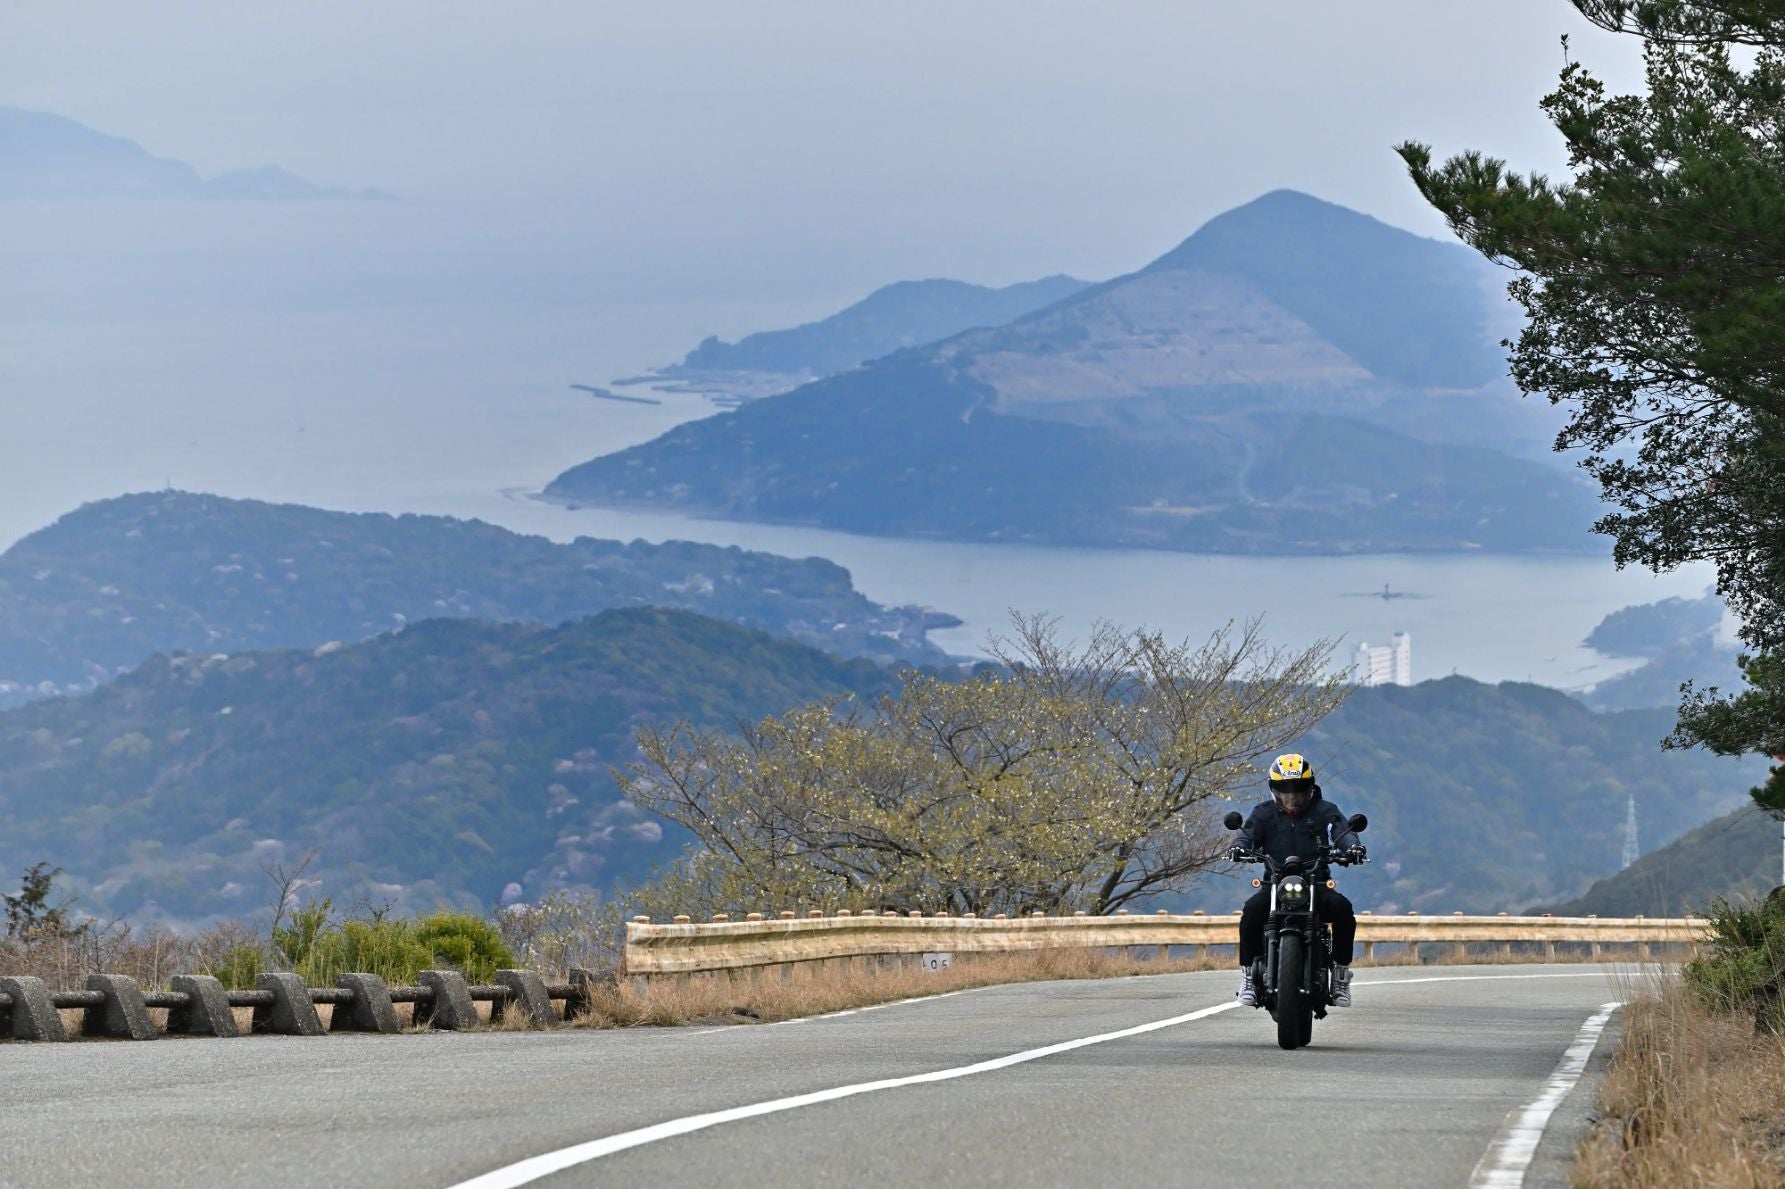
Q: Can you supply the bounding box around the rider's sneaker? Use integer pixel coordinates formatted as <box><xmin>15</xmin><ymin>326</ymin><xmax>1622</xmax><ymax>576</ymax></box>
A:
<box><xmin>1330</xmin><ymin>964</ymin><xmax>1354</xmax><ymax>1008</ymax></box>
<box><xmin>1236</xmin><ymin>969</ymin><xmax>1257</xmax><ymax>1007</ymax></box>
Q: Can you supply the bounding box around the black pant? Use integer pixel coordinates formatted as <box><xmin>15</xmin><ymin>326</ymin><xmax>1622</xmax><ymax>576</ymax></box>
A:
<box><xmin>1239</xmin><ymin>887</ymin><xmax>1356</xmax><ymax>967</ymax></box>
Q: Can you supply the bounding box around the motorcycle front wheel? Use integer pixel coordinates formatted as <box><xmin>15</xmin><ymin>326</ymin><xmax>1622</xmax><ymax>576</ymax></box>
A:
<box><xmin>1275</xmin><ymin>932</ymin><xmax>1309</xmax><ymax>1050</ymax></box>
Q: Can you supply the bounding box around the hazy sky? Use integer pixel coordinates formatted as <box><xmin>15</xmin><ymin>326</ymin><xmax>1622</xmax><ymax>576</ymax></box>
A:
<box><xmin>5</xmin><ymin>1</ymin><xmax>1646</xmax><ymax>290</ymax></box>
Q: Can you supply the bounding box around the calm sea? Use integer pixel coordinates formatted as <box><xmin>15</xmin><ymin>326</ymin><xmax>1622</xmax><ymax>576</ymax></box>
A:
<box><xmin>0</xmin><ymin>200</ymin><xmax>1713</xmax><ymax>690</ymax></box>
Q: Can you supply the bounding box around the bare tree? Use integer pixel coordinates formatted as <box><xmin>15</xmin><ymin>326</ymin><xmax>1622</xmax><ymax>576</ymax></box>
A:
<box><xmin>620</xmin><ymin>616</ymin><xmax>1348</xmax><ymax>917</ymax></box>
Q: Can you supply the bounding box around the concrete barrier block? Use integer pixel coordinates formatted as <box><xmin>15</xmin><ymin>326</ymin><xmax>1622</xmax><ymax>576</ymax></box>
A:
<box><xmin>334</xmin><ymin>973</ymin><xmax>400</xmax><ymax>1033</ymax></box>
<box><xmin>494</xmin><ymin>969</ymin><xmax>555</xmax><ymax>1026</ymax></box>
<box><xmin>0</xmin><ymin>976</ymin><xmax>68</xmax><ymax>1042</ymax></box>
<box><xmin>84</xmin><ymin>974</ymin><xmax>157</xmax><ymax>1040</ymax></box>
<box><xmin>416</xmin><ymin>970</ymin><xmax>477</xmax><ymax>1030</ymax></box>
<box><xmin>252</xmin><ymin>972</ymin><xmax>325</xmax><ymax>1036</ymax></box>
<box><xmin>167</xmin><ymin>975</ymin><xmax>239</xmax><ymax>1037</ymax></box>
<box><xmin>566</xmin><ymin>967</ymin><xmax>609</xmax><ymax>1020</ymax></box>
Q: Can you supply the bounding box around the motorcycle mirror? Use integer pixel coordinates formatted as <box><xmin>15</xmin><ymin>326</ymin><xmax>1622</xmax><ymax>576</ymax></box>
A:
<box><xmin>1223</xmin><ymin>811</ymin><xmax>1243</xmax><ymax>831</ymax></box>
<box><xmin>1348</xmin><ymin>813</ymin><xmax>1368</xmax><ymax>833</ymax></box>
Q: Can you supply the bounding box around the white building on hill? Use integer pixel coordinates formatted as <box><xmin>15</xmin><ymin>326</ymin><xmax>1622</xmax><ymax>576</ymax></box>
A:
<box><xmin>1353</xmin><ymin>632</ymin><xmax>1411</xmax><ymax>687</ymax></box>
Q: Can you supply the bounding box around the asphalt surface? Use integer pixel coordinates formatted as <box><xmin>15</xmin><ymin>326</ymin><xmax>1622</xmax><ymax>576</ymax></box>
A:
<box><xmin>0</xmin><ymin>965</ymin><xmax>1630</xmax><ymax>1189</ymax></box>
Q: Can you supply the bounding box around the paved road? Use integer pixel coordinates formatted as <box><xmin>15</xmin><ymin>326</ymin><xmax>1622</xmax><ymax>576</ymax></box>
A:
<box><xmin>0</xmin><ymin>965</ymin><xmax>1628</xmax><ymax>1188</ymax></box>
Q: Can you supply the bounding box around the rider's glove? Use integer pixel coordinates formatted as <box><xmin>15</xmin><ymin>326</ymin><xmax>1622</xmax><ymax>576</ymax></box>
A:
<box><xmin>1225</xmin><ymin>846</ymin><xmax>1247</xmax><ymax>864</ymax></box>
<box><xmin>1344</xmin><ymin>845</ymin><xmax>1367</xmax><ymax>864</ymax></box>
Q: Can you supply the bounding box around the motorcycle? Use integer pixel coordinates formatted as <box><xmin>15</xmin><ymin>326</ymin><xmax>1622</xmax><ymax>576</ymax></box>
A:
<box><xmin>1221</xmin><ymin>808</ymin><xmax>1369</xmax><ymax>1051</ymax></box>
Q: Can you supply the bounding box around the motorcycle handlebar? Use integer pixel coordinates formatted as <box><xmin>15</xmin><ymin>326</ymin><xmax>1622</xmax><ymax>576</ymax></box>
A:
<box><xmin>1227</xmin><ymin>845</ymin><xmax>1368</xmax><ymax>869</ymax></box>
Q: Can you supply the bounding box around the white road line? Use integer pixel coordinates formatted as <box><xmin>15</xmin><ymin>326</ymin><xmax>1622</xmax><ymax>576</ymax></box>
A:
<box><xmin>1468</xmin><ymin>1001</ymin><xmax>1623</xmax><ymax>1188</ymax></box>
<box><xmin>1357</xmin><ymin>972</ymin><xmax>1614</xmax><ymax>987</ymax></box>
<box><xmin>455</xmin><ymin>968</ymin><xmax>1618</xmax><ymax>1187</ymax></box>
<box><xmin>443</xmin><ymin>1000</ymin><xmax>1241</xmax><ymax>1189</ymax></box>
<box><xmin>674</xmin><ymin>971</ymin><xmax>1599</xmax><ymax>1035</ymax></box>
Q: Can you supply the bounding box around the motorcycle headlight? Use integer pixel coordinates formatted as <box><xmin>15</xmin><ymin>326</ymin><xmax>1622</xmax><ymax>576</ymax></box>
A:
<box><xmin>1279</xmin><ymin>876</ymin><xmax>1307</xmax><ymax>902</ymax></box>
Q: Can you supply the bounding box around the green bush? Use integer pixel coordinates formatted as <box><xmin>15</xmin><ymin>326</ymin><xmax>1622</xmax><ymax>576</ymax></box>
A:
<box><xmin>205</xmin><ymin>943</ymin><xmax>267</xmax><ymax>990</ymax></box>
<box><xmin>271</xmin><ymin>899</ymin><xmax>333</xmax><ymax>972</ymax></box>
<box><xmin>1683</xmin><ymin>890</ymin><xmax>1785</xmax><ymax>1033</ymax></box>
<box><xmin>291</xmin><ymin>919</ymin><xmax>436</xmax><ymax>987</ymax></box>
<box><xmin>229</xmin><ymin>902</ymin><xmax>520</xmax><ymax>988</ymax></box>
<box><xmin>413</xmin><ymin>913</ymin><xmax>515</xmax><ymax>983</ymax></box>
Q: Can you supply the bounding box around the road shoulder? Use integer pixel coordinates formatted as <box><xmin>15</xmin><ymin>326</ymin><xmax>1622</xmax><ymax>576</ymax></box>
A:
<box><xmin>1527</xmin><ymin>1007</ymin><xmax>1623</xmax><ymax>1188</ymax></box>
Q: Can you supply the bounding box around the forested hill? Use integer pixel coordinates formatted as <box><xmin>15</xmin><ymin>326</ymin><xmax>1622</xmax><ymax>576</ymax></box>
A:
<box><xmin>0</xmin><ymin>491</ymin><xmax>953</xmax><ymax>703</ymax></box>
<box><xmin>1274</xmin><ymin>677</ymin><xmax>1763</xmax><ymax>914</ymax></box>
<box><xmin>1536</xmin><ymin>805</ymin><xmax>1782</xmax><ymax>917</ymax></box>
<box><xmin>0</xmin><ymin>608</ymin><xmax>901</xmax><ymax>924</ymax></box>
<box><xmin>2</xmin><ymin>620</ymin><xmax>1762</xmax><ymax>925</ymax></box>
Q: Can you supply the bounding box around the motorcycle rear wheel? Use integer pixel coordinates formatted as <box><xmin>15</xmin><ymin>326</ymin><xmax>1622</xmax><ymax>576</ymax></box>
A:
<box><xmin>1275</xmin><ymin>932</ymin><xmax>1309</xmax><ymax>1050</ymax></box>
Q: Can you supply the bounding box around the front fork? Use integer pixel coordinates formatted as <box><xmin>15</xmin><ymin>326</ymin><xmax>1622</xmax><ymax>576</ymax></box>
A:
<box><xmin>1261</xmin><ymin>900</ymin><xmax>1332</xmax><ymax>1015</ymax></box>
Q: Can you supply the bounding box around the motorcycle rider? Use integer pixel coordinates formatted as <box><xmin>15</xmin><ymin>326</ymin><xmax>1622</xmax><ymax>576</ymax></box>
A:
<box><xmin>1227</xmin><ymin>753</ymin><xmax>1364</xmax><ymax>1009</ymax></box>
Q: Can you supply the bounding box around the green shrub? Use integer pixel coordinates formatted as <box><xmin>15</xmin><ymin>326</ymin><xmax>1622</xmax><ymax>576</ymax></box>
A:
<box><xmin>252</xmin><ymin>902</ymin><xmax>520</xmax><ymax>987</ymax></box>
<box><xmin>290</xmin><ymin>919</ymin><xmax>436</xmax><ymax>986</ymax></box>
<box><xmin>205</xmin><ymin>943</ymin><xmax>267</xmax><ymax>990</ymax></box>
<box><xmin>271</xmin><ymin>899</ymin><xmax>333</xmax><ymax>971</ymax></box>
<box><xmin>1683</xmin><ymin>890</ymin><xmax>1785</xmax><ymax>1033</ymax></box>
<box><xmin>413</xmin><ymin>913</ymin><xmax>514</xmax><ymax>983</ymax></box>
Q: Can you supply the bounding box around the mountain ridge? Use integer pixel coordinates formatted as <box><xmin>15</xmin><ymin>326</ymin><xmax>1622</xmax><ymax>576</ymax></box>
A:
<box><xmin>0</xmin><ymin>490</ymin><xmax>953</xmax><ymax>704</ymax></box>
<box><xmin>0</xmin><ymin>106</ymin><xmax>387</xmax><ymax>201</ymax></box>
<box><xmin>548</xmin><ymin>190</ymin><xmax>1585</xmax><ymax>554</ymax></box>
<box><xmin>661</xmin><ymin>274</ymin><xmax>1092</xmax><ymax>382</ymax></box>
<box><xmin>0</xmin><ymin>633</ymin><xmax>1758</xmax><ymax>924</ymax></box>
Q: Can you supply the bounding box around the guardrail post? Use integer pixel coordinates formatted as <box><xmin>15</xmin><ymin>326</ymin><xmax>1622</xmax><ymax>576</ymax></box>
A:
<box><xmin>84</xmin><ymin>974</ymin><xmax>156</xmax><ymax>1040</ymax></box>
<box><xmin>416</xmin><ymin>970</ymin><xmax>477</xmax><ymax>1030</ymax></box>
<box><xmin>334</xmin><ymin>973</ymin><xmax>400</xmax><ymax>1033</ymax></box>
<box><xmin>167</xmin><ymin>975</ymin><xmax>238</xmax><ymax>1037</ymax></box>
<box><xmin>0</xmin><ymin>976</ymin><xmax>68</xmax><ymax>1042</ymax></box>
<box><xmin>253</xmin><ymin>973</ymin><xmax>325</xmax><ymax>1036</ymax></box>
<box><xmin>1360</xmin><ymin>941</ymin><xmax>1374</xmax><ymax>964</ymax></box>
<box><xmin>494</xmin><ymin>970</ymin><xmax>555</xmax><ymax>1026</ymax></box>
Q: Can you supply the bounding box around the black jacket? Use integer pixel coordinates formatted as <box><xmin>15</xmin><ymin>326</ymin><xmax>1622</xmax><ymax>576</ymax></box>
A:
<box><xmin>1233</xmin><ymin>787</ymin><xmax>1359</xmax><ymax>883</ymax></box>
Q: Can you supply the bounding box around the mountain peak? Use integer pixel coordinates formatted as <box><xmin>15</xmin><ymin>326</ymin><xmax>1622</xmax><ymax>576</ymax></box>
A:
<box><xmin>1136</xmin><ymin>190</ymin><xmax>1505</xmax><ymax>389</ymax></box>
<box><xmin>1145</xmin><ymin>189</ymin><xmax>1448</xmax><ymax>274</ymax></box>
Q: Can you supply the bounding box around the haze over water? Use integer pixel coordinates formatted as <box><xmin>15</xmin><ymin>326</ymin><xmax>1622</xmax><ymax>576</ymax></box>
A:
<box><xmin>1</xmin><ymin>199</ymin><xmax>1711</xmax><ymax>691</ymax></box>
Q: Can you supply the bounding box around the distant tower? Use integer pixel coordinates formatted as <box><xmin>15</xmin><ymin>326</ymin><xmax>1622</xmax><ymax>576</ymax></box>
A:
<box><xmin>1621</xmin><ymin>795</ymin><xmax>1639</xmax><ymax>869</ymax></box>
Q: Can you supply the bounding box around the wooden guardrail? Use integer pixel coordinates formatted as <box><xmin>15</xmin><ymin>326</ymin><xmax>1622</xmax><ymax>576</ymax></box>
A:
<box><xmin>623</xmin><ymin>908</ymin><xmax>1710</xmax><ymax>980</ymax></box>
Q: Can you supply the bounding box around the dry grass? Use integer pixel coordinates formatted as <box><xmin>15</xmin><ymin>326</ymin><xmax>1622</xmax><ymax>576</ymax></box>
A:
<box><xmin>573</xmin><ymin>949</ymin><xmax>1227</xmax><ymax>1029</ymax></box>
<box><xmin>565</xmin><ymin>942</ymin><xmax>1680</xmax><ymax>1031</ymax></box>
<box><xmin>1575</xmin><ymin>980</ymin><xmax>1785</xmax><ymax>1188</ymax></box>
<box><xmin>1356</xmin><ymin>943</ymin><xmax>1697</xmax><ymax>967</ymax></box>
<box><xmin>1</xmin><ymin>926</ymin><xmax>194</xmax><ymax>993</ymax></box>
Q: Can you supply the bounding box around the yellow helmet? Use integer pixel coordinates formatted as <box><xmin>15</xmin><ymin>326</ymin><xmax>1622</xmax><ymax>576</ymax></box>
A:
<box><xmin>1269</xmin><ymin>753</ymin><xmax>1315</xmax><ymax>814</ymax></box>
<box><xmin>1268</xmin><ymin>753</ymin><xmax>1314</xmax><ymax>786</ymax></box>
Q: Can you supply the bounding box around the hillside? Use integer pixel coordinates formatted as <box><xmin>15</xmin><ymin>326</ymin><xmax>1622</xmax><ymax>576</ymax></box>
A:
<box><xmin>2</xmin><ymin>634</ymin><xmax>1762</xmax><ymax>925</ymax></box>
<box><xmin>1537</xmin><ymin>805</ymin><xmax>1782</xmax><ymax>917</ymax></box>
<box><xmin>0</xmin><ymin>107</ymin><xmax>383</xmax><ymax>201</ymax></box>
<box><xmin>1271</xmin><ymin>677</ymin><xmax>1764</xmax><ymax>913</ymax></box>
<box><xmin>0</xmin><ymin>609</ymin><xmax>901</xmax><ymax>923</ymax></box>
<box><xmin>1577</xmin><ymin>592</ymin><xmax>1743</xmax><ymax>712</ymax></box>
<box><xmin>0</xmin><ymin>491</ymin><xmax>954</xmax><ymax>703</ymax></box>
<box><xmin>652</xmin><ymin>275</ymin><xmax>1090</xmax><ymax>386</ymax></box>
<box><xmin>552</xmin><ymin>353</ymin><xmax>1595</xmax><ymax>554</ymax></box>
<box><xmin>549</xmin><ymin>191</ymin><xmax>1593</xmax><ymax>554</ymax></box>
